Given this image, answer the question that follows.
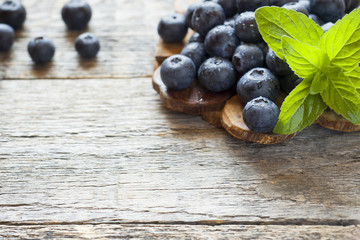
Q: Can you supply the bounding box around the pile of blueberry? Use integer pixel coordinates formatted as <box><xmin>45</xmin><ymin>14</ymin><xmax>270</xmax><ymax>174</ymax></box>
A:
<box><xmin>0</xmin><ymin>0</ymin><xmax>100</xmax><ymax>65</ymax></box>
<box><xmin>158</xmin><ymin>0</ymin><xmax>359</xmax><ymax>133</ymax></box>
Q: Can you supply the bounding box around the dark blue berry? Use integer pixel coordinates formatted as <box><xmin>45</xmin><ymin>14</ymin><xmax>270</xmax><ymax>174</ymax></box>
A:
<box><xmin>184</xmin><ymin>2</ymin><xmax>202</xmax><ymax>29</ymax></box>
<box><xmin>0</xmin><ymin>0</ymin><xmax>26</xmax><ymax>30</ymax></box>
<box><xmin>232</xmin><ymin>44</ymin><xmax>264</xmax><ymax>75</ymax></box>
<box><xmin>346</xmin><ymin>0</ymin><xmax>360</xmax><ymax>12</ymax></box>
<box><xmin>188</xmin><ymin>32</ymin><xmax>204</xmax><ymax>43</ymax></box>
<box><xmin>75</xmin><ymin>32</ymin><xmax>100</xmax><ymax>58</ymax></box>
<box><xmin>243</xmin><ymin>97</ymin><xmax>280</xmax><ymax>133</ymax></box>
<box><xmin>234</xmin><ymin>11</ymin><xmax>262</xmax><ymax>43</ymax></box>
<box><xmin>270</xmin><ymin>0</ymin><xmax>298</xmax><ymax>6</ymax></box>
<box><xmin>27</xmin><ymin>36</ymin><xmax>55</xmax><ymax>64</ymax></box>
<box><xmin>236</xmin><ymin>0</ymin><xmax>270</xmax><ymax>12</ymax></box>
<box><xmin>204</xmin><ymin>25</ymin><xmax>239</xmax><ymax>59</ymax></box>
<box><xmin>310</xmin><ymin>0</ymin><xmax>345</xmax><ymax>23</ymax></box>
<box><xmin>181</xmin><ymin>42</ymin><xmax>207</xmax><ymax>70</ymax></box>
<box><xmin>215</xmin><ymin>0</ymin><xmax>238</xmax><ymax>17</ymax></box>
<box><xmin>282</xmin><ymin>2</ymin><xmax>309</xmax><ymax>15</ymax></box>
<box><xmin>266</xmin><ymin>48</ymin><xmax>293</xmax><ymax>76</ymax></box>
<box><xmin>237</xmin><ymin>67</ymin><xmax>280</xmax><ymax>104</ymax></box>
<box><xmin>279</xmin><ymin>72</ymin><xmax>303</xmax><ymax>94</ymax></box>
<box><xmin>198</xmin><ymin>57</ymin><xmax>237</xmax><ymax>92</ymax></box>
<box><xmin>0</xmin><ymin>23</ymin><xmax>14</xmax><ymax>51</ymax></box>
<box><xmin>160</xmin><ymin>55</ymin><xmax>196</xmax><ymax>91</ymax></box>
<box><xmin>61</xmin><ymin>0</ymin><xmax>92</xmax><ymax>30</ymax></box>
<box><xmin>158</xmin><ymin>13</ymin><xmax>188</xmax><ymax>43</ymax></box>
<box><xmin>191</xmin><ymin>2</ymin><xmax>225</xmax><ymax>37</ymax></box>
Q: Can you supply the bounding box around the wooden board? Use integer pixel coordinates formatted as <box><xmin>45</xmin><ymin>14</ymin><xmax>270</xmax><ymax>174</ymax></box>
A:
<box><xmin>174</xmin><ymin>0</ymin><xmax>200</xmax><ymax>14</ymax></box>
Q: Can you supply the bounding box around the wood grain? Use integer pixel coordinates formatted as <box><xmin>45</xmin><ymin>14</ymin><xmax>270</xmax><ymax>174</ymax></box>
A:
<box><xmin>0</xmin><ymin>224</ymin><xmax>359</xmax><ymax>240</ymax></box>
<box><xmin>318</xmin><ymin>110</ymin><xmax>360</xmax><ymax>132</ymax></box>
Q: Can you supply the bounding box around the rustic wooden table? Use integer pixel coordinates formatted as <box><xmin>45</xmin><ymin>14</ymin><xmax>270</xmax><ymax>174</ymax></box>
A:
<box><xmin>0</xmin><ymin>0</ymin><xmax>359</xmax><ymax>239</ymax></box>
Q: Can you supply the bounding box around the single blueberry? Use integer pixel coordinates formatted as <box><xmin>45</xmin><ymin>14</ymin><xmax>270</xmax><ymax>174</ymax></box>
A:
<box><xmin>236</xmin><ymin>0</ymin><xmax>270</xmax><ymax>12</ymax></box>
<box><xmin>181</xmin><ymin>42</ymin><xmax>207</xmax><ymax>70</ymax></box>
<box><xmin>237</xmin><ymin>67</ymin><xmax>280</xmax><ymax>104</ymax></box>
<box><xmin>188</xmin><ymin>32</ymin><xmax>204</xmax><ymax>43</ymax></box>
<box><xmin>266</xmin><ymin>48</ymin><xmax>293</xmax><ymax>76</ymax></box>
<box><xmin>198</xmin><ymin>57</ymin><xmax>237</xmax><ymax>92</ymax></box>
<box><xmin>160</xmin><ymin>54</ymin><xmax>196</xmax><ymax>91</ymax></box>
<box><xmin>234</xmin><ymin>11</ymin><xmax>262</xmax><ymax>43</ymax></box>
<box><xmin>232</xmin><ymin>44</ymin><xmax>264</xmax><ymax>75</ymax></box>
<box><xmin>0</xmin><ymin>0</ymin><xmax>26</xmax><ymax>30</ymax></box>
<box><xmin>27</xmin><ymin>36</ymin><xmax>55</xmax><ymax>64</ymax></box>
<box><xmin>61</xmin><ymin>0</ymin><xmax>92</xmax><ymax>30</ymax></box>
<box><xmin>184</xmin><ymin>2</ymin><xmax>202</xmax><ymax>29</ymax></box>
<box><xmin>321</xmin><ymin>22</ymin><xmax>335</xmax><ymax>32</ymax></box>
<box><xmin>75</xmin><ymin>32</ymin><xmax>100</xmax><ymax>58</ymax></box>
<box><xmin>158</xmin><ymin>13</ymin><xmax>188</xmax><ymax>43</ymax></box>
<box><xmin>243</xmin><ymin>96</ymin><xmax>280</xmax><ymax>133</ymax></box>
<box><xmin>204</xmin><ymin>25</ymin><xmax>240</xmax><ymax>59</ymax></box>
<box><xmin>279</xmin><ymin>72</ymin><xmax>303</xmax><ymax>94</ymax></box>
<box><xmin>0</xmin><ymin>23</ymin><xmax>14</xmax><ymax>51</ymax></box>
<box><xmin>310</xmin><ymin>0</ymin><xmax>345</xmax><ymax>23</ymax></box>
<box><xmin>191</xmin><ymin>2</ymin><xmax>225</xmax><ymax>37</ymax></box>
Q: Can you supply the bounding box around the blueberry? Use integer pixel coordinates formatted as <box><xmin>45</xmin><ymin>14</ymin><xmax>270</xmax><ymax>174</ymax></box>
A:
<box><xmin>321</xmin><ymin>22</ymin><xmax>335</xmax><ymax>33</ymax></box>
<box><xmin>232</xmin><ymin>44</ymin><xmax>264</xmax><ymax>74</ymax></box>
<box><xmin>191</xmin><ymin>2</ymin><xmax>225</xmax><ymax>37</ymax></box>
<box><xmin>204</xmin><ymin>25</ymin><xmax>239</xmax><ymax>59</ymax></box>
<box><xmin>0</xmin><ymin>23</ymin><xmax>14</xmax><ymax>51</ymax></box>
<box><xmin>310</xmin><ymin>0</ymin><xmax>345</xmax><ymax>23</ymax></box>
<box><xmin>224</xmin><ymin>14</ymin><xmax>238</xmax><ymax>27</ymax></box>
<box><xmin>237</xmin><ymin>67</ymin><xmax>280</xmax><ymax>104</ymax></box>
<box><xmin>243</xmin><ymin>97</ymin><xmax>280</xmax><ymax>133</ymax></box>
<box><xmin>236</xmin><ymin>0</ymin><xmax>270</xmax><ymax>12</ymax></box>
<box><xmin>160</xmin><ymin>55</ymin><xmax>196</xmax><ymax>91</ymax></box>
<box><xmin>279</xmin><ymin>72</ymin><xmax>303</xmax><ymax>94</ymax></box>
<box><xmin>27</xmin><ymin>36</ymin><xmax>55</xmax><ymax>64</ymax></box>
<box><xmin>61</xmin><ymin>0</ymin><xmax>92</xmax><ymax>30</ymax></box>
<box><xmin>188</xmin><ymin>32</ymin><xmax>204</xmax><ymax>43</ymax></box>
<box><xmin>181</xmin><ymin>42</ymin><xmax>207</xmax><ymax>70</ymax></box>
<box><xmin>0</xmin><ymin>0</ymin><xmax>26</xmax><ymax>30</ymax></box>
<box><xmin>256</xmin><ymin>41</ymin><xmax>269</xmax><ymax>56</ymax></box>
<box><xmin>158</xmin><ymin>13</ymin><xmax>188</xmax><ymax>43</ymax></box>
<box><xmin>266</xmin><ymin>48</ymin><xmax>293</xmax><ymax>76</ymax></box>
<box><xmin>282</xmin><ymin>2</ymin><xmax>309</xmax><ymax>15</ymax></box>
<box><xmin>234</xmin><ymin>11</ymin><xmax>262</xmax><ymax>43</ymax></box>
<box><xmin>270</xmin><ymin>0</ymin><xmax>298</xmax><ymax>6</ymax></box>
<box><xmin>215</xmin><ymin>0</ymin><xmax>238</xmax><ymax>17</ymax></box>
<box><xmin>346</xmin><ymin>0</ymin><xmax>360</xmax><ymax>12</ymax></box>
<box><xmin>308</xmin><ymin>14</ymin><xmax>324</xmax><ymax>25</ymax></box>
<box><xmin>184</xmin><ymin>2</ymin><xmax>202</xmax><ymax>29</ymax></box>
<box><xmin>75</xmin><ymin>32</ymin><xmax>100</xmax><ymax>58</ymax></box>
<box><xmin>198</xmin><ymin>57</ymin><xmax>237</xmax><ymax>92</ymax></box>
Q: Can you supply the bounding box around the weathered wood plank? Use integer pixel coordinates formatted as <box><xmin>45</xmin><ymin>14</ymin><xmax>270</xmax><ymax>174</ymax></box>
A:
<box><xmin>0</xmin><ymin>0</ymin><xmax>172</xmax><ymax>79</ymax></box>
<box><xmin>0</xmin><ymin>79</ymin><xmax>359</xmax><ymax>224</ymax></box>
<box><xmin>0</xmin><ymin>224</ymin><xmax>359</xmax><ymax>240</ymax></box>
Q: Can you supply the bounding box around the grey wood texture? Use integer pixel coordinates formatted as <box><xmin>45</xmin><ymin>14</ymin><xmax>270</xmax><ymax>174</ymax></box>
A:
<box><xmin>0</xmin><ymin>0</ymin><xmax>359</xmax><ymax>239</ymax></box>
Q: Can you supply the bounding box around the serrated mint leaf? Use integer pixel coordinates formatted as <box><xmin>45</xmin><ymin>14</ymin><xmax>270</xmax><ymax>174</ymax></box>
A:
<box><xmin>310</xmin><ymin>71</ymin><xmax>329</xmax><ymax>95</ymax></box>
<box><xmin>255</xmin><ymin>6</ymin><xmax>323</xmax><ymax>60</ymax></box>
<box><xmin>281</xmin><ymin>36</ymin><xmax>330</xmax><ymax>79</ymax></box>
<box><xmin>273</xmin><ymin>75</ymin><xmax>327</xmax><ymax>134</ymax></box>
<box><xmin>345</xmin><ymin>66</ymin><xmax>360</xmax><ymax>91</ymax></box>
<box><xmin>320</xmin><ymin>70</ymin><xmax>360</xmax><ymax>124</ymax></box>
<box><xmin>319</xmin><ymin>8</ymin><xmax>360</xmax><ymax>72</ymax></box>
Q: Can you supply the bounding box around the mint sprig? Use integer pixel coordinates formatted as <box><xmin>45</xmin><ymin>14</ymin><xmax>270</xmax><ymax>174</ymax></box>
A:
<box><xmin>255</xmin><ymin>7</ymin><xmax>360</xmax><ymax>134</ymax></box>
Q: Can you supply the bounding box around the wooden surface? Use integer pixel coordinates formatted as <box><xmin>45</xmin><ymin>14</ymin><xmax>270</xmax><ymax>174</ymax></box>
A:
<box><xmin>0</xmin><ymin>0</ymin><xmax>359</xmax><ymax>239</ymax></box>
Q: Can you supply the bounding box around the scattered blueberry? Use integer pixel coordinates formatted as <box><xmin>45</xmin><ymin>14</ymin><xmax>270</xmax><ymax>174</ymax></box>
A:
<box><xmin>310</xmin><ymin>0</ymin><xmax>345</xmax><ymax>23</ymax></box>
<box><xmin>27</xmin><ymin>36</ymin><xmax>55</xmax><ymax>64</ymax></box>
<box><xmin>234</xmin><ymin>11</ymin><xmax>262</xmax><ymax>43</ymax></box>
<box><xmin>75</xmin><ymin>32</ymin><xmax>100</xmax><ymax>58</ymax></box>
<box><xmin>279</xmin><ymin>72</ymin><xmax>303</xmax><ymax>94</ymax></box>
<box><xmin>243</xmin><ymin>96</ymin><xmax>280</xmax><ymax>133</ymax></box>
<box><xmin>266</xmin><ymin>48</ymin><xmax>293</xmax><ymax>76</ymax></box>
<box><xmin>191</xmin><ymin>2</ymin><xmax>225</xmax><ymax>37</ymax></box>
<box><xmin>61</xmin><ymin>0</ymin><xmax>92</xmax><ymax>30</ymax></box>
<box><xmin>0</xmin><ymin>0</ymin><xmax>26</xmax><ymax>30</ymax></box>
<box><xmin>321</xmin><ymin>22</ymin><xmax>335</xmax><ymax>33</ymax></box>
<box><xmin>158</xmin><ymin>13</ymin><xmax>188</xmax><ymax>43</ymax></box>
<box><xmin>204</xmin><ymin>25</ymin><xmax>239</xmax><ymax>59</ymax></box>
<box><xmin>232</xmin><ymin>44</ymin><xmax>264</xmax><ymax>74</ymax></box>
<box><xmin>181</xmin><ymin>42</ymin><xmax>207</xmax><ymax>70</ymax></box>
<box><xmin>198</xmin><ymin>57</ymin><xmax>237</xmax><ymax>92</ymax></box>
<box><xmin>0</xmin><ymin>23</ymin><xmax>14</xmax><ymax>51</ymax></box>
<box><xmin>237</xmin><ymin>67</ymin><xmax>280</xmax><ymax>104</ymax></box>
<box><xmin>236</xmin><ymin>0</ymin><xmax>270</xmax><ymax>12</ymax></box>
<box><xmin>188</xmin><ymin>32</ymin><xmax>204</xmax><ymax>43</ymax></box>
<box><xmin>160</xmin><ymin>54</ymin><xmax>196</xmax><ymax>91</ymax></box>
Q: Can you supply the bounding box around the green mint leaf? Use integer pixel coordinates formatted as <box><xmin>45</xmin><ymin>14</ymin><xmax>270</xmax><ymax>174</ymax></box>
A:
<box><xmin>319</xmin><ymin>8</ymin><xmax>360</xmax><ymax>72</ymax></box>
<box><xmin>320</xmin><ymin>69</ymin><xmax>360</xmax><ymax>125</ymax></box>
<box><xmin>281</xmin><ymin>36</ymin><xmax>330</xmax><ymax>79</ymax></box>
<box><xmin>255</xmin><ymin>6</ymin><xmax>323</xmax><ymax>60</ymax></box>
<box><xmin>310</xmin><ymin>71</ymin><xmax>329</xmax><ymax>95</ymax></box>
<box><xmin>273</xmin><ymin>75</ymin><xmax>327</xmax><ymax>134</ymax></box>
<box><xmin>345</xmin><ymin>66</ymin><xmax>360</xmax><ymax>92</ymax></box>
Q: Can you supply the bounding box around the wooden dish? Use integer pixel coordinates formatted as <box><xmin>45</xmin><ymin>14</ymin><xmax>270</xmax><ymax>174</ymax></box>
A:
<box><xmin>174</xmin><ymin>0</ymin><xmax>200</xmax><ymax>14</ymax></box>
<box><xmin>318</xmin><ymin>110</ymin><xmax>360</xmax><ymax>132</ymax></box>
